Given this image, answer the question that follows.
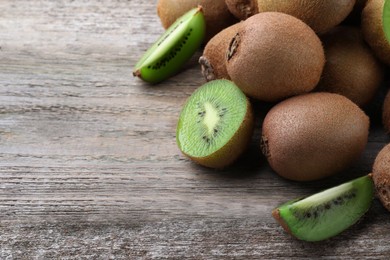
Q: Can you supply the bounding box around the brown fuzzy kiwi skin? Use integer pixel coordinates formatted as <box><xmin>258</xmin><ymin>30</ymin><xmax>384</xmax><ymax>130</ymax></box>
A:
<box><xmin>226</xmin><ymin>12</ymin><xmax>325</xmax><ymax>102</ymax></box>
<box><xmin>372</xmin><ymin>144</ymin><xmax>390</xmax><ymax>212</ymax></box>
<box><xmin>225</xmin><ymin>0</ymin><xmax>356</xmax><ymax>34</ymax></box>
<box><xmin>261</xmin><ymin>92</ymin><xmax>369</xmax><ymax>182</ymax></box>
<box><xmin>199</xmin><ymin>23</ymin><xmax>241</xmax><ymax>81</ymax></box>
<box><xmin>382</xmin><ymin>90</ymin><xmax>390</xmax><ymax>132</ymax></box>
<box><xmin>362</xmin><ymin>0</ymin><xmax>390</xmax><ymax>66</ymax></box>
<box><xmin>316</xmin><ymin>26</ymin><xmax>384</xmax><ymax>107</ymax></box>
<box><xmin>157</xmin><ymin>0</ymin><xmax>237</xmax><ymax>42</ymax></box>
<box><xmin>184</xmin><ymin>99</ymin><xmax>254</xmax><ymax>169</ymax></box>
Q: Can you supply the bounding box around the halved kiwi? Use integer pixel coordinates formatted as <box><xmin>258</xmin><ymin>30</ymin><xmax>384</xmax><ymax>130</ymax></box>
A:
<box><xmin>133</xmin><ymin>7</ymin><xmax>205</xmax><ymax>84</ymax></box>
<box><xmin>176</xmin><ymin>79</ymin><xmax>254</xmax><ymax>168</ymax></box>
<box><xmin>273</xmin><ymin>175</ymin><xmax>374</xmax><ymax>242</ymax></box>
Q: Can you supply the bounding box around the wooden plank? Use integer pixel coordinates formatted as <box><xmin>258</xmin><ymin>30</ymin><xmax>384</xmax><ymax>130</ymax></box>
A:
<box><xmin>0</xmin><ymin>0</ymin><xmax>390</xmax><ymax>258</ymax></box>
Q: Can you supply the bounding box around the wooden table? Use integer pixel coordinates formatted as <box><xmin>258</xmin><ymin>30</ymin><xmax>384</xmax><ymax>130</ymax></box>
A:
<box><xmin>1</xmin><ymin>0</ymin><xmax>389</xmax><ymax>258</ymax></box>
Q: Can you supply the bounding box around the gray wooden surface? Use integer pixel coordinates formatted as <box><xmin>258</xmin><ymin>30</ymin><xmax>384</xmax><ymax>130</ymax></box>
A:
<box><xmin>1</xmin><ymin>0</ymin><xmax>390</xmax><ymax>259</ymax></box>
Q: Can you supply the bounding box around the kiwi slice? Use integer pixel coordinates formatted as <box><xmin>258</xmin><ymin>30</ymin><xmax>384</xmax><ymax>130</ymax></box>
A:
<box><xmin>384</xmin><ymin>0</ymin><xmax>390</xmax><ymax>42</ymax></box>
<box><xmin>176</xmin><ymin>79</ymin><xmax>254</xmax><ymax>168</ymax></box>
<box><xmin>272</xmin><ymin>175</ymin><xmax>374</xmax><ymax>242</ymax></box>
<box><xmin>133</xmin><ymin>7</ymin><xmax>206</xmax><ymax>84</ymax></box>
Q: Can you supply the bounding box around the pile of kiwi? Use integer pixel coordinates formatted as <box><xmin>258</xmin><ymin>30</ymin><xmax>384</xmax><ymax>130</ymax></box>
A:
<box><xmin>133</xmin><ymin>0</ymin><xmax>390</xmax><ymax>242</ymax></box>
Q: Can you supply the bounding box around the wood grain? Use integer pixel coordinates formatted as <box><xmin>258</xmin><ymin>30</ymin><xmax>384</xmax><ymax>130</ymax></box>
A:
<box><xmin>0</xmin><ymin>0</ymin><xmax>390</xmax><ymax>258</ymax></box>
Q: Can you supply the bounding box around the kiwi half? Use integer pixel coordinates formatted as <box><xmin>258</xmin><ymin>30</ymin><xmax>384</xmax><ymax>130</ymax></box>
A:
<box><xmin>176</xmin><ymin>79</ymin><xmax>254</xmax><ymax>168</ymax></box>
<box><xmin>133</xmin><ymin>7</ymin><xmax>205</xmax><ymax>84</ymax></box>
<box><xmin>273</xmin><ymin>175</ymin><xmax>374</xmax><ymax>242</ymax></box>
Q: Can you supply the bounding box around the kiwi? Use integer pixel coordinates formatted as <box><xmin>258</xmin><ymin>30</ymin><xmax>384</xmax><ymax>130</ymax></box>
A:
<box><xmin>273</xmin><ymin>175</ymin><xmax>374</xmax><ymax>242</ymax></box>
<box><xmin>316</xmin><ymin>26</ymin><xmax>384</xmax><ymax>107</ymax></box>
<box><xmin>226</xmin><ymin>12</ymin><xmax>325</xmax><ymax>102</ymax></box>
<box><xmin>372</xmin><ymin>143</ymin><xmax>390</xmax><ymax>211</ymax></box>
<box><xmin>261</xmin><ymin>92</ymin><xmax>369</xmax><ymax>181</ymax></box>
<box><xmin>199</xmin><ymin>23</ymin><xmax>241</xmax><ymax>81</ymax></box>
<box><xmin>382</xmin><ymin>90</ymin><xmax>390</xmax><ymax>132</ymax></box>
<box><xmin>176</xmin><ymin>79</ymin><xmax>254</xmax><ymax>168</ymax></box>
<box><xmin>157</xmin><ymin>0</ymin><xmax>237</xmax><ymax>42</ymax></box>
<box><xmin>133</xmin><ymin>7</ymin><xmax>205</xmax><ymax>84</ymax></box>
<box><xmin>225</xmin><ymin>0</ymin><xmax>355</xmax><ymax>34</ymax></box>
<box><xmin>362</xmin><ymin>0</ymin><xmax>390</xmax><ymax>65</ymax></box>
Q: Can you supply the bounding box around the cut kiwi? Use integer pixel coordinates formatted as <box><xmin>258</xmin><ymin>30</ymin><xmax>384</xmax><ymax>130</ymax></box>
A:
<box><xmin>176</xmin><ymin>79</ymin><xmax>254</xmax><ymax>168</ymax></box>
<box><xmin>272</xmin><ymin>175</ymin><xmax>374</xmax><ymax>242</ymax></box>
<box><xmin>384</xmin><ymin>0</ymin><xmax>390</xmax><ymax>42</ymax></box>
<box><xmin>133</xmin><ymin>7</ymin><xmax>205</xmax><ymax>84</ymax></box>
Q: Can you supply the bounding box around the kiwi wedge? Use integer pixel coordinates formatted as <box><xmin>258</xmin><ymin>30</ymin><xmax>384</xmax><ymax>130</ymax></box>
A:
<box><xmin>133</xmin><ymin>7</ymin><xmax>205</xmax><ymax>84</ymax></box>
<box><xmin>384</xmin><ymin>0</ymin><xmax>390</xmax><ymax>42</ymax></box>
<box><xmin>176</xmin><ymin>79</ymin><xmax>254</xmax><ymax>168</ymax></box>
<box><xmin>273</xmin><ymin>175</ymin><xmax>374</xmax><ymax>242</ymax></box>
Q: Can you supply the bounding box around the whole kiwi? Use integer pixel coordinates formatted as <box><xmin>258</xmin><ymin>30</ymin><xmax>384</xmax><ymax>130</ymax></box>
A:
<box><xmin>226</xmin><ymin>12</ymin><xmax>325</xmax><ymax>102</ymax></box>
<box><xmin>199</xmin><ymin>23</ymin><xmax>241</xmax><ymax>81</ymax></box>
<box><xmin>362</xmin><ymin>0</ymin><xmax>390</xmax><ymax>65</ymax></box>
<box><xmin>383</xmin><ymin>90</ymin><xmax>390</xmax><ymax>132</ymax></box>
<box><xmin>261</xmin><ymin>92</ymin><xmax>369</xmax><ymax>181</ymax></box>
<box><xmin>372</xmin><ymin>143</ymin><xmax>390</xmax><ymax>212</ymax></box>
<box><xmin>157</xmin><ymin>0</ymin><xmax>236</xmax><ymax>41</ymax></box>
<box><xmin>225</xmin><ymin>0</ymin><xmax>356</xmax><ymax>34</ymax></box>
<box><xmin>316</xmin><ymin>26</ymin><xmax>384</xmax><ymax>107</ymax></box>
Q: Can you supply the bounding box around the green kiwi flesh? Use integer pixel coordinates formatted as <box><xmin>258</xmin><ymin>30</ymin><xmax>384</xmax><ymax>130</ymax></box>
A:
<box><xmin>133</xmin><ymin>7</ymin><xmax>205</xmax><ymax>84</ymax></box>
<box><xmin>176</xmin><ymin>79</ymin><xmax>254</xmax><ymax>168</ymax></box>
<box><xmin>384</xmin><ymin>0</ymin><xmax>390</xmax><ymax>42</ymax></box>
<box><xmin>273</xmin><ymin>175</ymin><xmax>374</xmax><ymax>242</ymax></box>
